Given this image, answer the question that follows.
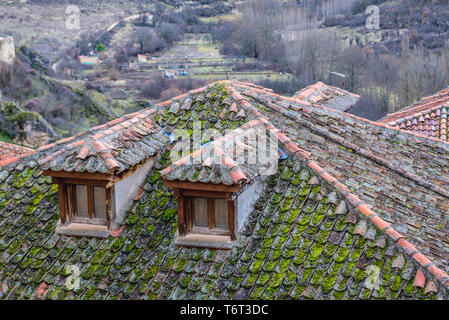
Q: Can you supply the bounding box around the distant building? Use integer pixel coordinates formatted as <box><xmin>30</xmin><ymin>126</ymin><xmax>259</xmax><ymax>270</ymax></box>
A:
<box><xmin>137</xmin><ymin>54</ymin><xmax>147</xmax><ymax>63</ymax></box>
<box><xmin>77</xmin><ymin>56</ymin><xmax>102</xmax><ymax>65</ymax></box>
<box><xmin>165</xmin><ymin>70</ymin><xmax>177</xmax><ymax>79</ymax></box>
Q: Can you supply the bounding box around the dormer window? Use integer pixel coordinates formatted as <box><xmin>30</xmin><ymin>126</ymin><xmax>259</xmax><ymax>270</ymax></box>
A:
<box><xmin>38</xmin><ymin>109</ymin><xmax>169</xmax><ymax>238</ymax></box>
<box><xmin>42</xmin><ymin>151</ymin><xmax>161</xmax><ymax>238</ymax></box>
<box><xmin>160</xmin><ymin>118</ymin><xmax>278</xmax><ymax>248</ymax></box>
<box><xmin>163</xmin><ymin>181</ymin><xmax>239</xmax><ymax>248</ymax></box>
<box><xmin>189</xmin><ymin>197</ymin><xmax>229</xmax><ymax>232</ymax></box>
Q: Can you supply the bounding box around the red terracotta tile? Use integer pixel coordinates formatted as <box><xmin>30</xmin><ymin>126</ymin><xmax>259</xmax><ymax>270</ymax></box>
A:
<box><xmin>397</xmin><ymin>238</ymin><xmax>418</xmax><ymax>254</ymax></box>
<box><xmin>371</xmin><ymin>215</ymin><xmax>390</xmax><ymax>230</ymax></box>
<box><xmin>412</xmin><ymin>252</ymin><xmax>432</xmax><ymax>267</ymax></box>
<box><xmin>105</xmin><ymin>158</ymin><xmax>120</xmax><ymax>169</ymax></box>
<box><xmin>345</xmin><ymin>193</ymin><xmax>361</xmax><ymax>206</ymax></box>
<box><xmin>413</xmin><ymin>269</ymin><xmax>426</xmax><ymax>288</ymax></box>
<box><xmin>285</xmin><ymin>141</ymin><xmax>301</xmax><ymax>155</ymax></box>
<box><xmin>357</xmin><ymin>204</ymin><xmax>373</xmax><ymax>218</ymax></box>
<box><xmin>110</xmin><ymin>225</ymin><xmax>125</xmax><ymax>237</ymax></box>
<box><xmin>92</xmin><ymin>133</ymin><xmax>104</xmax><ymax>140</ymax></box>
<box><xmin>91</xmin><ymin>123</ymin><xmax>107</xmax><ymax>131</ymax></box>
<box><xmin>307</xmin><ymin>161</ymin><xmax>323</xmax><ymax>174</ymax></box>
<box><xmin>427</xmin><ymin>265</ymin><xmax>449</xmax><ymax>280</ymax></box>
<box><xmin>56</xmin><ymin>136</ymin><xmax>75</xmax><ymax>145</ymax></box>
<box><xmin>92</xmin><ymin>141</ymin><xmax>107</xmax><ymax>153</ymax></box>
<box><xmin>230</xmin><ymin>170</ymin><xmax>247</xmax><ymax>183</ymax></box>
<box><xmin>77</xmin><ymin>146</ymin><xmax>89</xmax><ymax>159</ymax></box>
<box><xmin>317</xmin><ymin>171</ymin><xmax>334</xmax><ymax>185</ymax></box>
<box><xmin>38</xmin><ymin>143</ymin><xmax>56</xmax><ymax>151</ymax></box>
<box><xmin>107</xmin><ymin>118</ymin><xmax>124</xmax><ymax>126</ymax></box>
<box><xmin>222</xmin><ymin>157</ymin><xmax>237</xmax><ymax>169</ymax></box>
<box><xmin>160</xmin><ymin>166</ymin><xmax>173</xmax><ymax>176</ymax></box>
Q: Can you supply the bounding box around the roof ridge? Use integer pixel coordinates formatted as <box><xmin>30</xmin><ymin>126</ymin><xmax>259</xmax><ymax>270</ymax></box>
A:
<box><xmin>219</xmin><ymin>81</ymin><xmax>449</xmax><ymax>198</ymax></box>
<box><xmin>382</xmin><ymin>100</ymin><xmax>447</xmax><ymax>122</ymax></box>
<box><xmin>291</xmin><ymin>96</ymin><xmax>449</xmax><ymax>146</ymax></box>
<box><xmin>283</xmin><ymin>135</ymin><xmax>449</xmax><ymax>293</ymax></box>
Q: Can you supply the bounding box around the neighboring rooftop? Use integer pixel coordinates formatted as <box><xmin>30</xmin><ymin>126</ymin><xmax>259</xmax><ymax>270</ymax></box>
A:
<box><xmin>380</xmin><ymin>87</ymin><xmax>449</xmax><ymax>142</ymax></box>
<box><xmin>0</xmin><ymin>141</ymin><xmax>35</xmax><ymax>166</ymax></box>
<box><xmin>293</xmin><ymin>81</ymin><xmax>360</xmax><ymax>112</ymax></box>
<box><xmin>0</xmin><ymin>80</ymin><xmax>448</xmax><ymax>300</ymax></box>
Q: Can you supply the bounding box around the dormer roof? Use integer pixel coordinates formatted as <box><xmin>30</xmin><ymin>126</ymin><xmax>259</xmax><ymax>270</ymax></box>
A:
<box><xmin>161</xmin><ymin>118</ymin><xmax>293</xmax><ymax>186</ymax></box>
<box><xmin>37</xmin><ymin>108</ymin><xmax>169</xmax><ymax>174</ymax></box>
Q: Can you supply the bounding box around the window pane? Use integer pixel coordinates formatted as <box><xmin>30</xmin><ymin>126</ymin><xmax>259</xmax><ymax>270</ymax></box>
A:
<box><xmin>193</xmin><ymin>198</ymin><xmax>208</xmax><ymax>227</ymax></box>
<box><xmin>214</xmin><ymin>199</ymin><xmax>228</xmax><ymax>229</ymax></box>
<box><xmin>94</xmin><ymin>187</ymin><xmax>106</xmax><ymax>219</ymax></box>
<box><xmin>76</xmin><ymin>185</ymin><xmax>88</xmax><ymax>217</ymax></box>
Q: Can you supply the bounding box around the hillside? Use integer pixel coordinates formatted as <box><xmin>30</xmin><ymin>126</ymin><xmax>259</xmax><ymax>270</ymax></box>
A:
<box><xmin>0</xmin><ymin>46</ymin><xmax>141</xmax><ymax>147</ymax></box>
<box><xmin>1</xmin><ymin>0</ymin><xmax>449</xmax><ymax>145</ymax></box>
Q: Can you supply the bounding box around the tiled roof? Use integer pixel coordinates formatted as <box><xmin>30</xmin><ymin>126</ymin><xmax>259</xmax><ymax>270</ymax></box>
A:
<box><xmin>0</xmin><ymin>141</ymin><xmax>35</xmax><ymax>167</ymax></box>
<box><xmin>380</xmin><ymin>88</ymin><xmax>449</xmax><ymax>142</ymax></box>
<box><xmin>0</xmin><ymin>80</ymin><xmax>448</xmax><ymax>300</ymax></box>
<box><xmin>36</xmin><ymin>109</ymin><xmax>170</xmax><ymax>174</ymax></box>
<box><xmin>232</xmin><ymin>82</ymin><xmax>449</xmax><ymax>272</ymax></box>
<box><xmin>293</xmin><ymin>82</ymin><xmax>360</xmax><ymax>112</ymax></box>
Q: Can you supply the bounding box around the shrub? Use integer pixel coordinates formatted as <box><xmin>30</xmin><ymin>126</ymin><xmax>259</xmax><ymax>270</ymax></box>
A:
<box><xmin>140</xmin><ymin>80</ymin><xmax>163</xmax><ymax>99</ymax></box>
<box><xmin>160</xmin><ymin>86</ymin><xmax>182</xmax><ymax>101</ymax></box>
<box><xmin>95</xmin><ymin>43</ymin><xmax>106</xmax><ymax>53</ymax></box>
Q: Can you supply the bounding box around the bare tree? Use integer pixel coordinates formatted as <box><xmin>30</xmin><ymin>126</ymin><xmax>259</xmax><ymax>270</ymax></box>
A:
<box><xmin>284</xmin><ymin>29</ymin><xmax>341</xmax><ymax>85</ymax></box>
<box><xmin>398</xmin><ymin>45</ymin><xmax>449</xmax><ymax>107</ymax></box>
<box><xmin>336</xmin><ymin>46</ymin><xmax>367</xmax><ymax>92</ymax></box>
<box><xmin>131</xmin><ymin>27</ymin><xmax>164</xmax><ymax>54</ymax></box>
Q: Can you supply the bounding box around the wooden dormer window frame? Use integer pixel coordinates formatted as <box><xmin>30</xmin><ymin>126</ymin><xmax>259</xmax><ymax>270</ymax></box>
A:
<box><xmin>164</xmin><ymin>180</ymin><xmax>241</xmax><ymax>241</ymax></box>
<box><xmin>60</xmin><ymin>180</ymin><xmax>111</xmax><ymax>226</ymax></box>
<box><xmin>44</xmin><ymin>170</ymin><xmax>115</xmax><ymax>230</ymax></box>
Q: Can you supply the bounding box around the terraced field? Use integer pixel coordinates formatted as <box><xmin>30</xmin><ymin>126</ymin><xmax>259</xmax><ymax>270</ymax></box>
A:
<box><xmin>92</xmin><ymin>31</ymin><xmax>292</xmax><ymax>102</ymax></box>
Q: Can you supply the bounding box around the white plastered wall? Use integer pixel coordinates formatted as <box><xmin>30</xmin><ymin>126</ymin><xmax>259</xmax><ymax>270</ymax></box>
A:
<box><xmin>113</xmin><ymin>156</ymin><xmax>157</xmax><ymax>228</ymax></box>
<box><xmin>236</xmin><ymin>178</ymin><xmax>266</xmax><ymax>233</ymax></box>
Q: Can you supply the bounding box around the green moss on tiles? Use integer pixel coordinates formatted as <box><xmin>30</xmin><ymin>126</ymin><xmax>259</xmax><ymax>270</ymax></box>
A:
<box><xmin>256</xmin><ymin>272</ymin><xmax>270</xmax><ymax>286</ymax></box>
<box><xmin>308</xmin><ymin>243</ymin><xmax>324</xmax><ymax>262</ymax></box>
<box><xmin>249</xmin><ymin>258</ymin><xmax>265</xmax><ymax>273</ymax></box>
<box><xmin>334</xmin><ymin>247</ymin><xmax>350</xmax><ymax>263</ymax></box>
<box><xmin>332</xmin><ymin>290</ymin><xmax>345</xmax><ymax>300</ymax></box>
